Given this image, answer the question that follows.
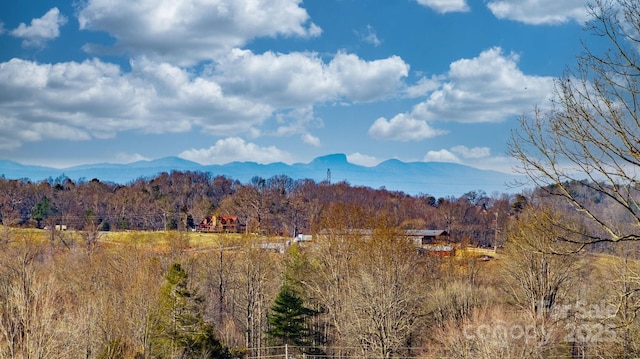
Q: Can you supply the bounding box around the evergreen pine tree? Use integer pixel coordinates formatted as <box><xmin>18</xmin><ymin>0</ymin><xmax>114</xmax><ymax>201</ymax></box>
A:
<box><xmin>152</xmin><ymin>262</ymin><xmax>230</xmax><ymax>359</ymax></box>
<box><xmin>267</xmin><ymin>284</ymin><xmax>323</xmax><ymax>355</ymax></box>
<box><xmin>31</xmin><ymin>196</ymin><xmax>53</xmax><ymax>228</ymax></box>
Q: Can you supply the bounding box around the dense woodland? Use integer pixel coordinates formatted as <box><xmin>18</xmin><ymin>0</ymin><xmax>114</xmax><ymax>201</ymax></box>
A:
<box><xmin>1</xmin><ymin>171</ymin><xmax>640</xmax><ymax>358</ymax></box>
<box><xmin>0</xmin><ymin>171</ymin><xmax>519</xmax><ymax>247</ymax></box>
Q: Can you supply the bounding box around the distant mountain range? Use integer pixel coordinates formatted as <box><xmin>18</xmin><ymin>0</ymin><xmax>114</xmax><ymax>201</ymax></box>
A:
<box><xmin>0</xmin><ymin>154</ymin><xmax>526</xmax><ymax>197</ymax></box>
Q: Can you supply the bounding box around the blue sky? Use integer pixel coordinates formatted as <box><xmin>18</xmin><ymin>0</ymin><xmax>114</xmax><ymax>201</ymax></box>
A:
<box><xmin>0</xmin><ymin>0</ymin><xmax>594</xmax><ymax>172</ymax></box>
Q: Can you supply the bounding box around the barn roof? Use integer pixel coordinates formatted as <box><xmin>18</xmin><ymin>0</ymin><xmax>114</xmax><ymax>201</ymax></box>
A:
<box><xmin>405</xmin><ymin>229</ymin><xmax>448</xmax><ymax>237</ymax></box>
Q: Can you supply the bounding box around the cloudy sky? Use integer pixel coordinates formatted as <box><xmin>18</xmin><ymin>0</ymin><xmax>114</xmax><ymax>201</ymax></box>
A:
<box><xmin>0</xmin><ymin>0</ymin><xmax>595</xmax><ymax>172</ymax></box>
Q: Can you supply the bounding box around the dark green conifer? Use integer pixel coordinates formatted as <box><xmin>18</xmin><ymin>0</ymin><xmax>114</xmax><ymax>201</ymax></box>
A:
<box><xmin>267</xmin><ymin>284</ymin><xmax>323</xmax><ymax>356</ymax></box>
<box><xmin>152</xmin><ymin>262</ymin><xmax>230</xmax><ymax>359</ymax></box>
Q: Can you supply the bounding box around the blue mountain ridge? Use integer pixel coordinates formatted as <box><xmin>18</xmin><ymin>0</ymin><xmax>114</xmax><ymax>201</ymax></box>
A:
<box><xmin>0</xmin><ymin>154</ymin><xmax>526</xmax><ymax>197</ymax></box>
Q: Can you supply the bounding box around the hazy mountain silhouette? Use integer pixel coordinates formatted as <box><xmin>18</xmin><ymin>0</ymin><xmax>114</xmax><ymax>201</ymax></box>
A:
<box><xmin>0</xmin><ymin>154</ymin><xmax>525</xmax><ymax>197</ymax></box>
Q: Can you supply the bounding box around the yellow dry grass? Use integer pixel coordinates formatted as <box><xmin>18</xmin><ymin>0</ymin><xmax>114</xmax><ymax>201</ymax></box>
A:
<box><xmin>456</xmin><ymin>246</ymin><xmax>501</xmax><ymax>260</ymax></box>
<box><xmin>0</xmin><ymin>226</ymin><xmax>293</xmax><ymax>254</ymax></box>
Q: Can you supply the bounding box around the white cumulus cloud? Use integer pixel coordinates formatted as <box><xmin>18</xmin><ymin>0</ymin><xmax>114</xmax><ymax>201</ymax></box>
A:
<box><xmin>347</xmin><ymin>153</ymin><xmax>381</xmax><ymax>167</ymax></box>
<box><xmin>423</xmin><ymin>149</ymin><xmax>461</xmax><ymax>163</ymax></box>
<box><xmin>404</xmin><ymin>75</ymin><xmax>442</xmax><ymax>98</ymax></box>
<box><xmin>179</xmin><ymin>137</ymin><xmax>292</xmax><ymax>164</ymax></box>
<box><xmin>0</xmin><ymin>48</ymin><xmax>409</xmax><ymax>150</ymax></box>
<box><xmin>130</xmin><ymin>58</ymin><xmax>272</xmax><ymax>134</ymax></box>
<box><xmin>301</xmin><ymin>133</ymin><xmax>321</xmax><ymax>147</ymax></box>
<box><xmin>416</xmin><ymin>0</ymin><xmax>470</xmax><ymax>13</ymax></box>
<box><xmin>369</xmin><ymin>113</ymin><xmax>447</xmax><ymax>141</ymax></box>
<box><xmin>370</xmin><ymin>47</ymin><xmax>554</xmax><ymax>142</ymax></box>
<box><xmin>487</xmin><ymin>0</ymin><xmax>589</xmax><ymax>25</ymax></box>
<box><xmin>0</xmin><ymin>58</ymin><xmax>273</xmax><ymax>148</ymax></box>
<box><xmin>78</xmin><ymin>0</ymin><xmax>321</xmax><ymax>66</ymax></box>
<box><xmin>412</xmin><ymin>47</ymin><xmax>555</xmax><ymax>123</ymax></box>
<box><xmin>11</xmin><ymin>8</ymin><xmax>67</xmax><ymax>48</ymax></box>
<box><xmin>115</xmin><ymin>152</ymin><xmax>150</xmax><ymax>163</ymax></box>
<box><xmin>328</xmin><ymin>52</ymin><xmax>409</xmax><ymax>102</ymax></box>
<box><xmin>357</xmin><ymin>25</ymin><xmax>382</xmax><ymax>47</ymax></box>
<box><xmin>450</xmin><ymin>145</ymin><xmax>491</xmax><ymax>159</ymax></box>
<box><xmin>423</xmin><ymin>146</ymin><xmax>520</xmax><ymax>172</ymax></box>
<box><xmin>371</xmin><ymin>47</ymin><xmax>556</xmax><ymax>142</ymax></box>
<box><xmin>214</xmin><ymin>49</ymin><xmax>409</xmax><ymax>106</ymax></box>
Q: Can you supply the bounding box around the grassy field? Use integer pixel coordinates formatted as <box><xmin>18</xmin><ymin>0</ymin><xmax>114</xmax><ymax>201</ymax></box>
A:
<box><xmin>1</xmin><ymin>226</ymin><xmax>509</xmax><ymax>255</ymax></box>
<box><xmin>457</xmin><ymin>246</ymin><xmax>501</xmax><ymax>260</ymax></box>
<box><xmin>0</xmin><ymin>226</ymin><xmax>295</xmax><ymax>254</ymax></box>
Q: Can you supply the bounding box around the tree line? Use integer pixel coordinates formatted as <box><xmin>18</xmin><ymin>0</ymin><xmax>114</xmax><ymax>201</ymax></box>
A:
<box><xmin>0</xmin><ymin>171</ymin><xmax>518</xmax><ymax>247</ymax></box>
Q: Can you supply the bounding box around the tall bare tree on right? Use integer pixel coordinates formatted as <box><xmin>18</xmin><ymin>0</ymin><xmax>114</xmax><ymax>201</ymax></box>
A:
<box><xmin>509</xmin><ymin>0</ymin><xmax>640</xmax><ymax>245</ymax></box>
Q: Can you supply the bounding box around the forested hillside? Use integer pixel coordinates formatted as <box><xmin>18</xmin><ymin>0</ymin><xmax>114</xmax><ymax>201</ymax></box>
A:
<box><xmin>0</xmin><ymin>171</ymin><xmax>518</xmax><ymax>247</ymax></box>
<box><xmin>1</xmin><ymin>169</ymin><xmax>640</xmax><ymax>358</ymax></box>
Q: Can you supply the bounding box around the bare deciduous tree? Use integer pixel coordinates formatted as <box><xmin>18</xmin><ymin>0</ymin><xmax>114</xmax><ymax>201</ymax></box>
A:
<box><xmin>342</xmin><ymin>229</ymin><xmax>428</xmax><ymax>359</ymax></box>
<box><xmin>509</xmin><ymin>0</ymin><xmax>640</xmax><ymax>244</ymax></box>
<box><xmin>500</xmin><ymin>207</ymin><xmax>587</xmax><ymax>354</ymax></box>
<box><xmin>233</xmin><ymin>238</ymin><xmax>279</xmax><ymax>356</ymax></box>
<box><xmin>0</xmin><ymin>236</ymin><xmax>69</xmax><ymax>358</ymax></box>
<box><xmin>300</xmin><ymin>214</ymin><xmax>430</xmax><ymax>358</ymax></box>
<box><xmin>502</xmin><ymin>208</ymin><xmax>585</xmax><ymax>315</ymax></box>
